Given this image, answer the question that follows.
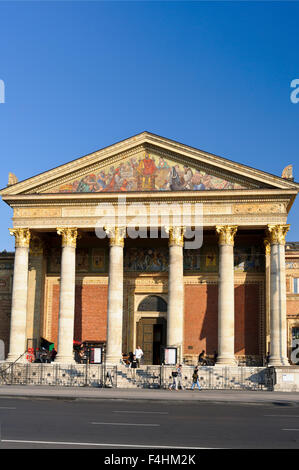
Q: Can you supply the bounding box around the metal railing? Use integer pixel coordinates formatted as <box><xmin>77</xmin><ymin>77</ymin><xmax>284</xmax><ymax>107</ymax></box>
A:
<box><xmin>0</xmin><ymin>363</ymin><xmax>274</xmax><ymax>390</ymax></box>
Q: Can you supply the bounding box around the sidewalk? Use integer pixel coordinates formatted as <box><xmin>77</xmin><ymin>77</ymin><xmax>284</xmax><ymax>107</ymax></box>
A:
<box><xmin>0</xmin><ymin>385</ymin><xmax>298</xmax><ymax>404</ymax></box>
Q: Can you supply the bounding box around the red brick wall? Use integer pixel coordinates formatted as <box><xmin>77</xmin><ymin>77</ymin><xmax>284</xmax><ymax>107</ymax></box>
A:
<box><xmin>287</xmin><ymin>299</ymin><xmax>299</xmax><ymax>316</ymax></box>
<box><xmin>51</xmin><ymin>283</ymin><xmax>108</xmax><ymax>348</ymax></box>
<box><xmin>184</xmin><ymin>284</ymin><xmax>218</xmax><ymax>356</ymax></box>
<box><xmin>184</xmin><ymin>282</ymin><xmax>261</xmax><ymax>356</ymax></box>
<box><xmin>50</xmin><ymin>284</ymin><xmax>60</xmax><ymax>347</ymax></box>
<box><xmin>234</xmin><ymin>284</ymin><xmax>260</xmax><ymax>355</ymax></box>
<box><xmin>0</xmin><ymin>296</ymin><xmax>12</xmax><ymax>357</ymax></box>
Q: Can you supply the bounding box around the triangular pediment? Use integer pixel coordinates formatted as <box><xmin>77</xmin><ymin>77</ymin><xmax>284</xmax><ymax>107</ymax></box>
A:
<box><xmin>43</xmin><ymin>148</ymin><xmax>249</xmax><ymax>193</ymax></box>
<box><xmin>1</xmin><ymin>132</ymin><xmax>298</xmax><ymax>196</ymax></box>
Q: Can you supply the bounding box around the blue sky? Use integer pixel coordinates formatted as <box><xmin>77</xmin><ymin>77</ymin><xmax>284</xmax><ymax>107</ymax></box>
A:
<box><xmin>0</xmin><ymin>1</ymin><xmax>298</xmax><ymax>251</ymax></box>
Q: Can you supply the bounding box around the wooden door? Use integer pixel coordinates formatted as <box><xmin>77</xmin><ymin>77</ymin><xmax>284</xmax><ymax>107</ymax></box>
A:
<box><xmin>137</xmin><ymin>319</ymin><xmax>154</xmax><ymax>364</ymax></box>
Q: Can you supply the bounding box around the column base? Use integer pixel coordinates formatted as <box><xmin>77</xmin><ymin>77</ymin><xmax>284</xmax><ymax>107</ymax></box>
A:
<box><xmin>6</xmin><ymin>354</ymin><xmax>27</xmax><ymax>363</ymax></box>
<box><xmin>54</xmin><ymin>356</ymin><xmax>76</xmax><ymax>365</ymax></box>
<box><xmin>105</xmin><ymin>356</ymin><xmax>122</xmax><ymax>365</ymax></box>
<box><xmin>268</xmin><ymin>356</ymin><xmax>290</xmax><ymax>367</ymax></box>
<box><xmin>215</xmin><ymin>356</ymin><xmax>237</xmax><ymax>366</ymax></box>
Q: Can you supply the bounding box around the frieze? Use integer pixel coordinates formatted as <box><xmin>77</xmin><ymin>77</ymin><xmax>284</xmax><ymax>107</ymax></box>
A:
<box><xmin>14</xmin><ymin>208</ymin><xmax>62</xmax><ymax>217</ymax></box>
<box><xmin>12</xmin><ymin>213</ymin><xmax>287</xmax><ymax>228</ymax></box>
<box><xmin>233</xmin><ymin>203</ymin><xmax>286</xmax><ymax>214</ymax></box>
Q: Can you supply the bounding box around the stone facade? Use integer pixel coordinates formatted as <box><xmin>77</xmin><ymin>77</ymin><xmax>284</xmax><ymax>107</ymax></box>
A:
<box><xmin>0</xmin><ymin>132</ymin><xmax>299</xmax><ymax>370</ymax></box>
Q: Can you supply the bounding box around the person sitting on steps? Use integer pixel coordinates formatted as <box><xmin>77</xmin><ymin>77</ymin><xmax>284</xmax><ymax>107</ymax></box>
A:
<box><xmin>198</xmin><ymin>350</ymin><xmax>208</xmax><ymax>366</ymax></box>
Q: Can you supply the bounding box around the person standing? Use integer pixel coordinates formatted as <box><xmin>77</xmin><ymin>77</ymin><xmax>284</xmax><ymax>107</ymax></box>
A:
<box><xmin>130</xmin><ymin>354</ymin><xmax>138</xmax><ymax>379</ymax></box>
<box><xmin>191</xmin><ymin>366</ymin><xmax>202</xmax><ymax>391</ymax></box>
<box><xmin>177</xmin><ymin>364</ymin><xmax>184</xmax><ymax>390</ymax></box>
<box><xmin>213</xmin><ymin>350</ymin><xmax>218</xmax><ymax>365</ymax></box>
<box><xmin>134</xmin><ymin>346</ymin><xmax>144</xmax><ymax>367</ymax></box>
<box><xmin>169</xmin><ymin>366</ymin><xmax>178</xmax><ymax>391</ymax></box>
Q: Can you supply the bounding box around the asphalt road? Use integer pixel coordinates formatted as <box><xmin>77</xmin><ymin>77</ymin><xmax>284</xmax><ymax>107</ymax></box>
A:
<box><xmin>0</xmin><ymin>397</ymin><xmax>299</xmax><ymax>449</ymax></box>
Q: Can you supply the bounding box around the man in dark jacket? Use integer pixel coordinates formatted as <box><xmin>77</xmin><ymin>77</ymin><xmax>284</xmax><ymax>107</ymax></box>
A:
<box><xmin>191</xmin><ymin>366</ymin><xmax>201</xmax><ymax>390</ymax></box>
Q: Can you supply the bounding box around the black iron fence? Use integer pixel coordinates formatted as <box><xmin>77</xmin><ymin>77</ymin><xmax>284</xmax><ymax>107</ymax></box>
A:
<box><xmin>0</xmin><ymin>362</ymin><xmax>275</xmax><ymax>390</ymax></box>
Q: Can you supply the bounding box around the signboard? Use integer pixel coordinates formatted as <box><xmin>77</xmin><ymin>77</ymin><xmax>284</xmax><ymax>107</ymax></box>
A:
<box><xmin>163</xmin><ymin>347</ymin><xmax>177</xmax><ymax>365</ymax></box>
<box><xmin>282</xmin><ymin>374</ymin><xmax>294</xmax><ymax>382</ymax></box>
<box><xmin>90</xmin><ymin>347</ymin><xmax>102</xmax><ymax>364</ymax></box>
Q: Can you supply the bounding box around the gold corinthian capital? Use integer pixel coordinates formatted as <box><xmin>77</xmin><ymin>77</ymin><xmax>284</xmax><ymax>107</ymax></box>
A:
<box><xmin>9</xmin><ymin>228</ymin><xmax>31</xmax><ymax>248</ymax></box>
<box><xmin>57</xmin><ymin>227</ymin><xmax>79</xmax><ymax>248</ymax></box>
<box><xmin>216</xmin><ymin>225</ymin><xmax>238</xmax><ymax>246</ymax></box>
<box><xmin>165</xmin><ymin>226</ymin><xmax>185</xmax><ymax>247</ymax></box>
<box><xmin>264</xmin><ymin>237</ymin><xmax>271</xmax><ymax>256</ymax></box>
<box><xmin>267</xmin><ymin>224</ymin><xmax>290</xmax><ymax>245</ymax></box>
<box><xmin>104</xmin><ymin>225</ymin><xmax>126</xmax><ymax>247</ymax></box>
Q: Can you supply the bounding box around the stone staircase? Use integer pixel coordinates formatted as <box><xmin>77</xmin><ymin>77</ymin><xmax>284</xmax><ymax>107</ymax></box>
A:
<box><xmin>115</xmin><ymin>365</ymin><xmax>161</xmax><ymax>389</ymax></box>
<box><xmin>113</xmin><ymin>364</ymin><xmax>271</xmax><ymax>390</ymax></box>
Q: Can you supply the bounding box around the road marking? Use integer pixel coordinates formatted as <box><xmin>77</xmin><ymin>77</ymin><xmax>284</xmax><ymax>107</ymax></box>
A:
<box><xmin>113</xmin><ymin>411</ymin><xmax>168</xmax><ymax>415</ymax></box>
<box><xmin>0</xmin><ymin>439</ymin><xmax>212</xmax><ymax>449</ymax></box>
<box><xmin>0</xmin><ymin>407</ymin><xmax>16</xmax><ymax>410</ymax></box>
<box><xmin>282</xmin><ymin>429</ymin><xmax>299</xmax><ymax>431</ymax></box>
<box><xmin>265</xmin><ymin>415</ymin><xmax>299</xmax><ymax>418</ymax></box>
<box><xmin>91</xmin><ymin>422</ymin><xmax>160</xmax><ymax>427</ymax></box>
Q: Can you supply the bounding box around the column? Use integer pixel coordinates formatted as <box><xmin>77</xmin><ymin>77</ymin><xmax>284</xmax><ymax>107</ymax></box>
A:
<box><xmin>55</xmin><ymin>227</ymin><xmax>78</xmax><ymax>364</ymax></box>
<box><xmin>267</xmin><ymin>224</ymin><xmax>290</xmax><ymax>366</ymax></box>
<box><xmin>27</xmin><ymin>234</ymin><xmax>45</xmax><ymax>348</ymax></box>
<box><xmin>7</xmin><ymin>228</ymin><xmax>31</xmax><ymax>362</ymax></box>
<box><xmin>264</xmin><ymin>238</ymin><xmax>271</xmax><ymax>358</ymax></box>
<box><xmin>105</xmin><ymin>226</ymin><xmax>125</xmax><ymax>364</ymax></box>
<box><xmin>166</xmin><ymin>226</ymin><xmax>185</xmax><ymax>362</ymax></box>
<box><xmin>215</xmin><ymin>225</ymin><xmax>238</xmax><ymax>365</ymax></box>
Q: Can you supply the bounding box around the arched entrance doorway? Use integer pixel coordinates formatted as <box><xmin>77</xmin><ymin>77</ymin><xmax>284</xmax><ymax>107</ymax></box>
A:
<box><xmin>136</xmin><ymin>295</ymin><xmax>167</xmax><ymax>365</ymax></box>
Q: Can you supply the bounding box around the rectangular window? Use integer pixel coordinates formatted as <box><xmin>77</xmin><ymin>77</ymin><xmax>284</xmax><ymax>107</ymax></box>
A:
<box><xmin>294</xmin><ymin>278</ymin><xmax>299</xmax><ymax>294</ymax></box>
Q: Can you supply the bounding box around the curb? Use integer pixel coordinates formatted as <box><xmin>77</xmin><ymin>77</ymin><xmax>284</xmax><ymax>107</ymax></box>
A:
<box><xmin>1</xmin><ymin>389</ymin><xmax>299</xmax><ymax>406</ymax></box>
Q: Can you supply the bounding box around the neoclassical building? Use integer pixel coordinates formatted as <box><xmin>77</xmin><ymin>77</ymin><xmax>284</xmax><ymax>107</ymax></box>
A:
<box><xmin>0</xmin><ymin>132</ymin><xmax>298</xmax><ymax>366</ymax></box>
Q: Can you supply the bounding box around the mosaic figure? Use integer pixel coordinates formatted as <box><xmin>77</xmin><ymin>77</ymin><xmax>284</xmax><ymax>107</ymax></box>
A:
<box><xmin>55</xmin><ymin>152</ymin><xmax>246</xmax><ymax>193</ymax></box>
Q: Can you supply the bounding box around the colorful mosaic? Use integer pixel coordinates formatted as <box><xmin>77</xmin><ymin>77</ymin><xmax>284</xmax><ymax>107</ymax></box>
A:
<box><xmin>124</xmin><ymin>247</ymin><xmax>218</xmax><ymax>272</ymax></box>
<box><xmin>53</xmin><ymin>152</ymin><xmax>246</xmax><ymax>193</ymax></box>
<box><xmin>234</xmin><ymin>246</ymin><xmax>264</xmax><ymax>272</ymax></box>
<box><xmin>48</xmin><ymin>247</ymin><xmax>107</xmax><ymax>273</ymax></box>
<box><xmin>124</xmin><ymin>248</ymin><xmax>169</xmax><ymax>272</ymax></box>
<box><xmin>91</xmin><ymin>248</ymin><xmax>106</xmax><ymax>272</ymax></box>
<box><xmin>47</xmin><ymin>245</ymin><xmax>263</xmax><ymax>273</ymax></box>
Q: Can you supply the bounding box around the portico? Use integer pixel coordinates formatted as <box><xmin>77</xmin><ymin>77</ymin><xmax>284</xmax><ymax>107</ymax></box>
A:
<box><xmin>1</xmin><ymin>132</ymin><xmax>298</xmax><ymax>366</ymax></box>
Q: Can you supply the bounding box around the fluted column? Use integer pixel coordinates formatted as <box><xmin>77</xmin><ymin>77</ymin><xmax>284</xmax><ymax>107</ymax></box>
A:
<box><xmin>7</xmin><ymin>228</ymin><xmax>31</xmax><ymax>361</ymax></box>
<box><xmin>105</xmin><ymin>226</ymin><xmax>125</xmax><ymax>364</ymax></box>
<box><xmin>215</xmin><ymin>225</ymin><xmax>238</xmax><ymax>365</ymax></box>
<box><xmin>267</xmin><ymin>224</ymin><xmax>290</xmax><ymax>366</ymax></box>
<box><xmin>55</xmin><ymin>228</ymin><xmax>78</xmax><ymax>364</ymax></box>
<box><xmin>165</xmin><ymin>226</ymin><xmax>185</xmax><ymax>362</ymax></box>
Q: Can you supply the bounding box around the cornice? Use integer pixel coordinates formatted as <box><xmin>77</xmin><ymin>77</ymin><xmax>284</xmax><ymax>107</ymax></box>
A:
<box><xmin>3</xmin><ymin>188</ymin><xmax>297</xmax><ymax>208</ymax></box>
